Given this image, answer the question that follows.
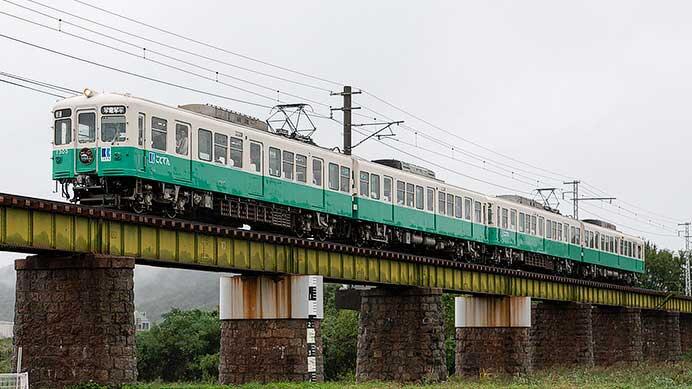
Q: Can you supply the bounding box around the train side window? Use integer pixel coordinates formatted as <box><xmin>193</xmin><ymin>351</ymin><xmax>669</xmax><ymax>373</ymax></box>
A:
<box><xmin>312</xmin><ymin>158</ymin><xmax>323</xmax><ymax>186</ymax></box>
<box><xmin>446</xmin><ymin>194</ymin><xmax>454</xmax><ymax>216</ymax></box>
<box><xmin>371</xmin><ymin>174</ymin><xmax>380</xmax><ymax>199</ymax></box>
<box><xmin>555</xmin><ymin>222</ymin><xmax>561</xmax><ymax>241</ymax></box>
<box><xmin>538</xmin><ymin>217</ymin><xmax>544</xmax><ymax>237</ymax></box>
<box><xmin>474</xmin><ymin>201</ymin><xmax>482</xmax><ymax>223</ymax></box>
<box><xmin>328</xmin><ymin>163</ymin><xmax>339</xmax><ymax>190</ymax></box>
<box><xmin>519</xmin><ymin>213</ymin><xmax>525</xmax><ymax>232</ymax></box>
<box><xmin>415</xmin><ymin>186</ymin><xmax>424</xmax><ymax>210</ymax></box>
<box><xmin>283</xmin><ymin>151</ymin><xmax>294</xmax><ymax>180</ymax></box>
<box><xmin>214</xmin><ymin>133</ymin><xmax>228</xmax><ymax>165</ymax></box>
<box><xmin>230</xmin><ymin>137</ymin><xmax>243</xmax><ymax>168</ymax></box>
<box><xmin>269</xmin><ymin>147</ymin><xmax>282</xmax><ymax>177</ymax></box>
<box><xmin>383</xmin><ymin>176</ymin><xmax>392</xmax><ymax>202</ymax></box>
<box><xmin>464</xmin><ymin>198</ymin><xmax>472</xmax><ymax>221</ymax></box>
<box><xmin>438</xmin><ymin>192</ymin><xmax>446</xmax><ymax>215</ymax></box>
<box><xmin>510</xmin><ymin>210</ymin><xmax>517</xmax><ymax>230</ymax></box>
<box><xmin>137</xmin><ymin>113</ymin><xmax>145</xmax><ymax>146</ymax></box>
<box><xmin>570</xmin><ymin>226</ymin><xmax>575</xmax><ymax>244</ymax></box>
<box><xmin>502</xmin><ymin>208</ymin><xmax>508</xmax><ymax>229</ymax></box>
<box><xmin>197</xmin><ymin>129</ymin><xmax>212</xmax><ymax>161</ymax></box>
<box><xmin>54</xmin><ymin>118</ymin><xmax>72</xmax><ymax>145</ymax></box>
<box><xmin>487</xmin><ymin>206</ymin><xmax>494</xmax><ymax>225</ymax></box>
<box><xmin>151</xmin><ymin>117</ymin><xmax>167</xmax><ymax>151</ymax></box>
<box><xmin>406</xmin><ymin>183</ymin><xmax>415</xmax><ymax>207</ymax></box>
<box><xmin>78</xmin><ymin>112</ymin><xmax>96</xmax><ymax>143</ymax></box>
<box><xmin>454</xmin><ymin>196</ymin><xmax>462</xmax><ymax>218</ymax></box>
<box><xmin>340</xmin><ymin>166</ymin><xmax>350</xmax><ymax>192</ymax></box>
<box><xmin>175</xmin><ymin>123</ymin><xmax>189</xmax><ymax>156</ymax></box>
<box><xmin>525</xmin><ymin>214</ymin><xmax>531</xmax><ymax>233</ymax></box>
<box><xmin>396</xmin><ymin>181</ymin><xmax>405</xmax><ymax>205</ymax></box>
<box><xmin>531</xmin><ymin>216</ymin><xmax>537</xmax><ymax>235</ymax></box>
<box><xmin>296</xmin><ymin>154</ymin><xmax>307</xmax><ymax>183</ymax></box>
<box><xmin>546</xmin><ymin>220</ymin><xmax>552</xmax><ymax>239</ymax></box>
<box><xmin>426</xmin><ymin>188</ymin><xmax>435</xmax><ymax>212</ymax></box>
<box><xmin>576</xmin><ymin>228</ymin><xmax>581</xmax><ymax>245</ymax></box>
<box><xmin>360</xmin><ymin>171</ymin><xmax>370</xmax><ymax>197</ymax></box>
<box><xmin>250</xmin><ymin>142</ymin><xmax>262</xmax><ymax>173</ymax></box>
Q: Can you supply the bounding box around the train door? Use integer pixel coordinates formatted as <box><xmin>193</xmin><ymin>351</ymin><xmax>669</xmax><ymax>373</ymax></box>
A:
<box><xmin>74</xmin><ymin>109</ymin><xmax>97</xmax><ymax>174</ymax></box>
<box><xmin>248</xmin><ymin>141</ymin><xmax>264</xmax><ymax>196</ymax></box>
<box><xmin>172</xmin><ymin>122</ymin><xmax>192</xmax><ymax>184</ymax></box>
<box><xmin>137</xmin><ymin>113</ymin><xmax>146</xmax><ymax>173</ymax></box>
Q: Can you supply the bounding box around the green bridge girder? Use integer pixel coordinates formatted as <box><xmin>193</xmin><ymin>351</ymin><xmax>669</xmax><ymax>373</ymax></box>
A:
<box><xmin>1</xmin><ymin>202</ymin><xmax>691</xmax><ymax>313</ymax></box>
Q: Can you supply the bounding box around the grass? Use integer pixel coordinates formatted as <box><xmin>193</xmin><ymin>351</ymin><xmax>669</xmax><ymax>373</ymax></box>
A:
<box><xmin>0</xmin><ymin>338</ymin><xmax>11</xmax><ymax>373</ymax></box>
<box><xmin>115</xmin><ymin>357</ymin><xmax>692</xmax><ymax>389</ymax></box>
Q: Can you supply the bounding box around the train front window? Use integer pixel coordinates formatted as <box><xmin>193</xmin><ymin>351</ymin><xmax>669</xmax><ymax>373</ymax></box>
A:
<box><xmin>54</xmin><ymin>118</ymin><xmax>71</xmax><ymax>145</ymax></box>
<box><xmin>78</xmin><ymin>112</ymin><xmax>95</xmax><ymax>143</ymax></box>
<box><xmin>101</xmin><ymin>116</ymin><xmax>126</xmax><ymax>143</ymax></box>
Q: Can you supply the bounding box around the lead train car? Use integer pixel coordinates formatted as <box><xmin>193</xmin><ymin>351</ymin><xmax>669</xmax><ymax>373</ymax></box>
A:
<box><xmin>51</xmin><ymin>92</ymin><xmax>645</xmax><ymax>280</ymax></box>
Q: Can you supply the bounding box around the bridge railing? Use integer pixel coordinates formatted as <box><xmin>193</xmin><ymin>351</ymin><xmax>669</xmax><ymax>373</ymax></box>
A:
<box><xmin>0</xmin><ymin>373</ymin><xmax>29</xmax><ymax>389</ymax></box>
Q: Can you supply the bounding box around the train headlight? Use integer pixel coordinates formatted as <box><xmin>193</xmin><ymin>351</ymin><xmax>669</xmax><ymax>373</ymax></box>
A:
<box><xmin>83</xmin><ymin>88</ymin><xmax>95</xmax><ymax>98</ymax></box>
<box><xmin>79</xmin><ymin>148</ymin><xmax>93</xmax><ymax>164</ymax></box>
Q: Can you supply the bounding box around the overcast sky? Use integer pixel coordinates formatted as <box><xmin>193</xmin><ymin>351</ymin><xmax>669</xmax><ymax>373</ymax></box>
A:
<box><xmin>0</xmin><ymin>0</ymin><xmax>689</xmax><ymax>267</ymax></box>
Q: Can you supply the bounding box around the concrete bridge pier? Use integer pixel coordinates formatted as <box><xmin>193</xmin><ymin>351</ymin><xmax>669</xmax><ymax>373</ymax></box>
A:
<box><xmin>530</xmin><ymin>301</ymin><xmax>594</xmax><ymax>369</ymax></box>
<box><xmin>355</xmin><ymin>287</ymin><xmax>447</xmax><ymax>383</ymax></box>
<box><xmin>641</xmin><ymin>310</ymin><xmax>681</xmax><ymax>361</ymax></box>
<box><xmin>13</xmin><ymin>254</ymin><xmax>137</xmax><ymax>389</ymax></box>
<box><xmin>454</xmin><ymin>296</ymin><xmax>532</xmax><ymax>376</ymax></box>
<box><xmin>218</xmin><ymin>275</ymin><xmax>324</xmax><ymax>384</ymax></box>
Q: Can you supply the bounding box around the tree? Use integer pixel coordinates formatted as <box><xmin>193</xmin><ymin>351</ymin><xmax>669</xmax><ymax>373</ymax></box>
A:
<box><xmin>639</xmin><ymin>242</ymin><xmax>685</xmax><ymax>292</ymax></box>
<box><xmin>136</xmin><ymin>309</ymin><xmax>220</xmax><ymax>382</ymax></box>
<box><xmin>321</xmin><ymin>284</ymin><xmax>359</xmax><ymax>380</ymax></box>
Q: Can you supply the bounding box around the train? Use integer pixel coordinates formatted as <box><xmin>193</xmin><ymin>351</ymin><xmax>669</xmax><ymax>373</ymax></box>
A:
<box><xmin>50</xmin><ymin>90</ymin><xmax>645</xmax><ymax>283</ymax></box>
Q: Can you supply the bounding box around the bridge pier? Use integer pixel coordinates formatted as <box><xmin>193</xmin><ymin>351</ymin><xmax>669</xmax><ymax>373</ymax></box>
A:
<box><xmin>218</xmin><ymin>275</ymin><xmax>323</xmax><ymax>384</ymax></box>
<box><xmin>592</xmin><ymin>306</ymin><xmax>643</xmax><ymax>365</ymax></box>
<box><xmin>454</xmin><ymin>296</ymin><xmax>532</xmax><ymax>376</ymax></box>
<box><xmin>681</xmin><ymin>314</ymin><xmax>692</xmax><ymax>354</ymax></box>
<box><xmin>530</xmin><ymin>301</ymin><xmax>594</xmax><ymax>369</ymax></box>
<box><xmin>641</xmin><ymin>310</ymin><xmax>681</xmax><ymax>361</ymax></box>
<box><xmin>355</xmin><ymin>287</ymin><xmax>447</xmax><ymax>383</ymax></box>
<box><xmin>13</xmin><ymin>254</ymin><xmax>136</xmax><ymax>389</ymax></box>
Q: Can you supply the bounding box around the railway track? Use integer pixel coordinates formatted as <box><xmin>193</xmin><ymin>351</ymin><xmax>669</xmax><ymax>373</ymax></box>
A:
<box><xmin>0</xmin><ymin>191</ymin><xmax>687</xmax><ymax>299</ymax></box>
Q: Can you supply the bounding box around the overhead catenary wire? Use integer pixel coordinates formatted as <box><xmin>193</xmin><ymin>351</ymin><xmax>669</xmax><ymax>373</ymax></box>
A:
<box><xmin>0</xmin><ymin>78</ymin><xmax>66</xmax><ymax>98</ymax></box>
<box><xmin>2</xmin><ymin>0</ymin><xmax>335</xmax><ymax>111</ymax></box>
<box><xmin>0</xmin><ymin>32</ymin><xmax>275</xmax><ymax>109</ymax></box>
<box><xmin>71</xmin><ymin>0</ymin><xmax>344</xmax><ymax>88</ymax></box>
<box><xmin>0</xmin><ymin>70</ymin><xmax>79</xmax><ymax>95</ymax></box>
<box><xmin>15</xmin><ymin>0</ymin><xmax>338</xmax><ymax>92</ymax></box>
<box><xmin>0</xmin><ymin>9</ymin><xmax>292</xmax><ymax>106</ymax></box>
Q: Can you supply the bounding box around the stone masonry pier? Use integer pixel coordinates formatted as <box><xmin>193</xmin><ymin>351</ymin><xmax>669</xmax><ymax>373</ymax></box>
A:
<box><xmin>13</xmin><ymin>254</ymin><xmax>137</xmax><ymax>389</ymax></box>
<box><xmin>355</xmin><ymin>287</ymin><xmax>447</xmax><ymax>383</ymax></box>
<box><xmin>530</xmin><ymin>301</ymin><xmax>594</xmax><ymax>369</ymax></box>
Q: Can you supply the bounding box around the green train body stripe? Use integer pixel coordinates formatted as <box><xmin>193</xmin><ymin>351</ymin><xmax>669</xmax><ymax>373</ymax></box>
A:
<box><xmin>53</xmin><ymin>146</ymin><xmax>645</xmax><ymax>273</ymax></box>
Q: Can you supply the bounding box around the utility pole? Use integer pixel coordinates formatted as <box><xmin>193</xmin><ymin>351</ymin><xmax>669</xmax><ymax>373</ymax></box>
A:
<box><xmin>330</xmin><ymin>86</ymin><xmax>361</xmax><ymax>155</ymax></box>
<box><xmin>679</xmin><ymin>222</ymin><xmax>691</xmax><ymax>296</ymax></box>
<box><xmin>562</xmin><ymin>180</ymin><xmax>615</xmax><ymax>220</ymax></box>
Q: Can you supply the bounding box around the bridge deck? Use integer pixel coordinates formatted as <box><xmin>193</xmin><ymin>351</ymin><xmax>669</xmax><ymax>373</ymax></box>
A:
<box><xmin>1</xmin><ymin>193</ymin><xmax>691</xmax><ymax>313</ymax></box>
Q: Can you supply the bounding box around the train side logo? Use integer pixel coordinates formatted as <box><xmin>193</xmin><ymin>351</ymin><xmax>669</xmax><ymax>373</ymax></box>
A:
<box><xmin>148</xmin><ymin>152</ymin><xmax>171</xmax><ymax>166</ymax></box>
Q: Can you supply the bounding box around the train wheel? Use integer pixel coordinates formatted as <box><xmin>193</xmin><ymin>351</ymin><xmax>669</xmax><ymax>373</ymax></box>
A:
<box><xmin>164</xmin><ymin>207</ymin><xmax>177</xmax><ymax>219</ymax></box>
<box><xmin>131</xmin><ymin>201</ymin><xmax>146</xmax><ymax>214</ymax></box>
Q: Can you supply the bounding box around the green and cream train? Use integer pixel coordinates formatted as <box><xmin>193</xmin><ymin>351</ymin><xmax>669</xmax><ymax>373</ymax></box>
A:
<box><xmin>51</xmin><ymin>91</ymin><xmax>645</xmax><ymax>281</ymax></box>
